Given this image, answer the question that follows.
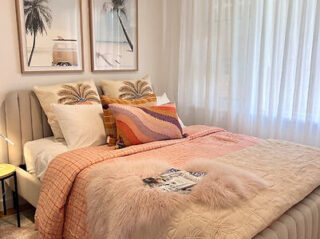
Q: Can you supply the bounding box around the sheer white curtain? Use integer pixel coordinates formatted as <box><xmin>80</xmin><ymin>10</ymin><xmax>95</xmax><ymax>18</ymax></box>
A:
<box><xmin>161</xmin><ymin>0</ymin><xmax>320</xmax><ymax>147</ymax></box>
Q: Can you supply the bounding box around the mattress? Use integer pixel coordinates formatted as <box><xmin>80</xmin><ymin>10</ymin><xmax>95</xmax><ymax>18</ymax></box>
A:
<box><xmin>254</xmin><ymin>186</ymin><xmax>320</xmax><ymax>239</ymax></box>
<box><xmin>24</xmin><ymin>137</ymin><xmax>69</xmax><ymax>180</ymax></box>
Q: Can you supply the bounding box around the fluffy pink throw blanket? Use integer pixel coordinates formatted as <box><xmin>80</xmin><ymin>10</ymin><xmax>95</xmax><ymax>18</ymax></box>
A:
<box><xmin>86</xmin><ymin>159</ymin><xmax>267</xmax><ymax>239</ymax></box>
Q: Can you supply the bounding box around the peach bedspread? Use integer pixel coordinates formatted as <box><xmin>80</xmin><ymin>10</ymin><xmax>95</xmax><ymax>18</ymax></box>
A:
<box><xmin>35</xmin><ymin>126</ymin><xmax>260</xmax><ymax>239</ymax></box>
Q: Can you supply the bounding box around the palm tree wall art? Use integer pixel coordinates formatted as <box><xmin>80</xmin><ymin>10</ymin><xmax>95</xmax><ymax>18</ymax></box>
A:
<box><xmin>24</xmin><ymin>0</ymin><xmax>52</xmax><ymax>67</ymax></box>
<box><xmin>16</xmin><ymin>0</ymin><xmax>84</xmax><ymax>73</ymax></box>
<box><xmin>103</xmin><ymin>0</ymin><xmax>133</xmax><ymax>52</ymax></box>
<box><xmin>90</xmin><ymin>0</ymin><xmax>138</xmax><ymax>71</ymax></box>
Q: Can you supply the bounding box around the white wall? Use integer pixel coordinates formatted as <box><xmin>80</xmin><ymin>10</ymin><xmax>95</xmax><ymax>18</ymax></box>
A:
<box><xmin>0</xmin><ymin>0</ymin><xmax>164</xmax><ymax>163</ymax></box>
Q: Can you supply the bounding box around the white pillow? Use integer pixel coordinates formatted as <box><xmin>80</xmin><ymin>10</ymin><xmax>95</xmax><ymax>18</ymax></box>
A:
<box><xmin>51</xmin><ymin>104</ymin><xmax>106</xmax><ymax>149</ymax></box>
<box><xmin>24</xmin><ymin>137</ymin><xmax>69</xmax><ymax>180</ymax></box>
<box><xmin>33</xmin><ymin>80</ymin><xmax>100</xmax><ymax>140</ymax></box>
<box><xmin>157</xmin><ymin>93</ymin><xmax>185</xmax><ymax>128</ymax></box>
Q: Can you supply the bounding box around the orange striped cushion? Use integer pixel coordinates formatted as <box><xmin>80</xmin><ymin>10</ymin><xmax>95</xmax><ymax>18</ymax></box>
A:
<box><xmin>109</xmin><ymin>103</ymin><xmax>183</xmax><ymax>148</ymax></box>
<box><xmin>100</xmin><ymin>94</ymin><xmax>157</xmax><ymax>145</ymax></box>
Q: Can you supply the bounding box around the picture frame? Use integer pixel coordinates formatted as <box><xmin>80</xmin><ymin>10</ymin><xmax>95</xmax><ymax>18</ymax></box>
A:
<box><xmin>15</xmin><ymin>0</ymin><xmax>84</xmax><ymax>73</ymax></box>
<box><xmin>89</xmin><ymin>0</ymin><xmax>138</xmax><ymax>72</ymax></box>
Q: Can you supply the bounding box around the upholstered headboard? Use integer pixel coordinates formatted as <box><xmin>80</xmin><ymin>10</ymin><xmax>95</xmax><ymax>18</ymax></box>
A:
<box><xmin>4</xmin><ymin>87</ymin><xmax>103</xmax><ymax>166</ymax></box>
<box><xmin>4</xmin><ymin>91</ymin><xmax>53</xmax><ymax>166</ymax></box>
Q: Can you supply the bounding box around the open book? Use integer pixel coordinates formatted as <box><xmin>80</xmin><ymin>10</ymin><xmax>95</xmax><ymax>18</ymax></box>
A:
<box><xmin>143</xmin><ymin>168</ymin><xmax>206</xmax><ymax>194</ymax></box>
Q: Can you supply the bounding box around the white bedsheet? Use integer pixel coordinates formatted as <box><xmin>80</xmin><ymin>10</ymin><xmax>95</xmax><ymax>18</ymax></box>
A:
<box><xmin>24</xmin><ymin>137</ymin><xmax>69</xmax><ymax>180</ymax></box>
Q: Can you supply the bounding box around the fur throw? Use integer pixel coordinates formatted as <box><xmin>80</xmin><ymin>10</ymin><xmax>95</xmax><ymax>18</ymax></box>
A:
<box><xmin>86</xmin><ymin>159</ymin><xmax>268</xmax><ymax>239</ymax></box>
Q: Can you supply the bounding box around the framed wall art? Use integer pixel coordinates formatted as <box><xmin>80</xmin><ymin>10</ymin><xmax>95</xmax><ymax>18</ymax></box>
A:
<box><xmin>89</xmin><ymin>0</ymin><xmax>138</xmax><ymax>72</ymax></box>
<box><xmin>15</xmin><ymin>0</ymin><xmax>84</xmax><ymax>73</ymax></box>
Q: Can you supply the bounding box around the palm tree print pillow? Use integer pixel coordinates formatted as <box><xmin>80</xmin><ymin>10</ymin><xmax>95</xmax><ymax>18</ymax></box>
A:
<box><xmin>100</xmin><ymin>75</ymin><xmax>154</xmax><ymax>100</ymax></box>
<box><xmin>57</xmin><ymin>84</ymin><xmax>100</xmax><ymax>105</ymax></box>
<box><xmin>34</xmin><ymin>80</ymin><xmax>100</xmax><ymax>140</ymax></box>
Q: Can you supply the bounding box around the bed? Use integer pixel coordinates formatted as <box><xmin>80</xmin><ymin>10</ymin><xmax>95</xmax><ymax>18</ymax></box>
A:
<box><xmin>3</xmin><ymin>90</ymin><xmax>320</xmax><ymax>239</ymax></box>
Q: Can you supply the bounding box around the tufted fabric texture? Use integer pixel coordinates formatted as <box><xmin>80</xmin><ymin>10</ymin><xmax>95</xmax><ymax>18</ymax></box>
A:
<box><xmin>5</xmin><ymin>91</ymin><xmax>53</xmax><ymax>166</ymax></box>
<box><xmin>253</xmin><ymin>187</ymin><xmax>320</xmax><ymax>239</ymax></box>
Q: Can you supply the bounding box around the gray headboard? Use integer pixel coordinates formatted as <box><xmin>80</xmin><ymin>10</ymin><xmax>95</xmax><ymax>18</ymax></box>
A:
<box><xmin>4</xmin><ymin>87</ymin><xmax>103</xmax><ymax>166</ymax></box>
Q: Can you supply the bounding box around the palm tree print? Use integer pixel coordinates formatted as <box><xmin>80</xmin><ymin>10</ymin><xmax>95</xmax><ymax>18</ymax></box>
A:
<box><xmin>103</xmin><ymin>0</ymin><xmax>134</xmax><ymax>52</ymax></box>
<box><xmin>24</xmin><ymin>0</ymin><xmax>52</xmax><ymax>66</ymax></box>
<box><xmin>119</xmin><ymin>80</ymin><xmax>152</xmax><ymax>100</ymax></box>
<box><xmin>57</xmin><ymin>84</ymin><xmax>100</xmax><ymax>105</ymax></box>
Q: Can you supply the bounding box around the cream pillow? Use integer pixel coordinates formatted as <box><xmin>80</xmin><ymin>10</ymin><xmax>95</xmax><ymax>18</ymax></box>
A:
<box><xmin>33</xmin><ymin>80</ymin><xmax>100</xmax><ymax>140</ymax></box>
<box><xmin>51</xmin><ymin>104</ymin><xmax>106</xmax><ymax>150</ymax></box>
<box><xmin>100</xmin><ymin>75</ymin><xmax>153</xmax><ymax>100</ymax></box>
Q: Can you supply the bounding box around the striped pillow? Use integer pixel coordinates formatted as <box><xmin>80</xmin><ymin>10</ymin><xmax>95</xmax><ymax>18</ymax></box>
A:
<box><xmin>108</xmin><ymin>103</ymin><xmax>183</xmax><ymax>148</ymax></box>
<box><xmin>100</xmin><ymin>94</ymin><xmax>157</xmax><ymax>145</ymax></box>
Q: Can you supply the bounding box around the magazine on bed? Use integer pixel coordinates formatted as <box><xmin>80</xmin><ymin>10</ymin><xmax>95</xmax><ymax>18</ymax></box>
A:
<box><xmin>143</xmin><ymin>168</ymin><xmax>206</xmax><ymax>194</ymax></box>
